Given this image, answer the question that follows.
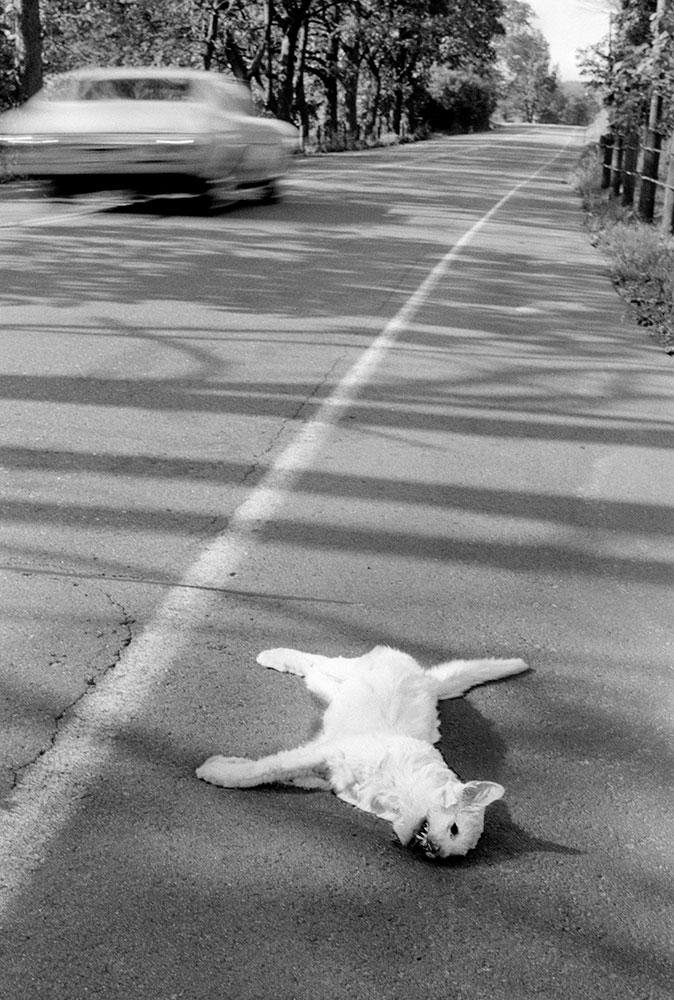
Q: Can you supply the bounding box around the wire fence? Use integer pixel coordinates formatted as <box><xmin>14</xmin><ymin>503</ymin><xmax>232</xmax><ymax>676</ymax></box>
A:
<box><xmin>599</xmin><ymin>127</ymin><xmax>674</xmax><ymax>234</ymax></box>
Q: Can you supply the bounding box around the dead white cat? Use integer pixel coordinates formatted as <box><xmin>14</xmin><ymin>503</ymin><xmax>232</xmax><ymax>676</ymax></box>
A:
<box><xmin>197</xmin><ymin>645</ymin><xmax>528</xmax><ymax>860</ymax></box>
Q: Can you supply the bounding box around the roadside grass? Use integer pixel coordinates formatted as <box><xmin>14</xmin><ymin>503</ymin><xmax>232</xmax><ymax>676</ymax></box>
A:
<box><xmin>574</xmin><ymin>146</ymin><xmax>674</xmax><ymax>353</ymax></box>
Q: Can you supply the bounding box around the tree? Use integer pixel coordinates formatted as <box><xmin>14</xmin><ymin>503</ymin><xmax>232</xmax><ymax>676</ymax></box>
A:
<box><xmin>495</xmin><ymin>1</ymin><xmax>552</xmax><ymax>122</ymax></box>
<box><xmin>1</xmin><ymin>0</ymin><xmax>43</xmax><ymax>106</ymax></box>
<box><xmin>535</xmin><ymin>70</ymin><xmax>567</xmax><ymax>123</ymax></box>
<box><xmin>425</xmin><ymin>64</ymin><xmax>499</xmax><ymax>131</ymax></box>
<box><xmin>1</xmin><ymin>7</ymin><xmax>18</xmax><ymax>108</ymax></box>
<box><xmin>578</xmin><ymin>0</ymin><xmax>660</xmax><ymax>132</ymax></box>
<box><xmin>2</xmin><ymin>0</ymin><xmax>508</xmax><ymax>143</ymax></box>
<box><xmin>17</xmin><ymin>0</ymin><xmax>42</xmax><ymax>97</ymax></box>
<box><xmin>41</xmin><ymin>0</ymin><xmax>205</xmax><ymax>75</ymax></box>
<box><xmin>578</xmin><ymin>0</ymin><xmax>674</xmax><ymax>221</ymax></box>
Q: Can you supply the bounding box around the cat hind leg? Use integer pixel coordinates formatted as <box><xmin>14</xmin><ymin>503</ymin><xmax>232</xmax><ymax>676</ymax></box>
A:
<box><xmin>429</xmin><ymin>657</ymin><xmax>529</xmax><ymax>699</ymax></box>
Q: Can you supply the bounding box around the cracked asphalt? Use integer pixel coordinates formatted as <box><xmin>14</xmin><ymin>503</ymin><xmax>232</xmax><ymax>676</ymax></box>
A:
<box><xmin>1</xmin><ymin>575</ymin><xmax>134</xmax><ymax>797</ymax></box>
<box><xmin>0</xmin><ymin>126</ymin><xmax>672</xmax><ymax>1000</ymax></box>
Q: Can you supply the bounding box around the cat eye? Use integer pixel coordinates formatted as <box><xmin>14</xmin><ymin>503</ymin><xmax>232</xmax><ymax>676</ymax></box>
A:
<box><xmin>450</xmin><ymin>823</ymin><xmax>459</xmax><ymax>836</ymax></box>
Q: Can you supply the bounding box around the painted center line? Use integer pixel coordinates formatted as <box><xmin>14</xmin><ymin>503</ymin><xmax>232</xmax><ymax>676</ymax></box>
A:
<box><xmin>0</xmin><ymin>142</ymin><xmax>572</xmax><ymax>922</ymax></box>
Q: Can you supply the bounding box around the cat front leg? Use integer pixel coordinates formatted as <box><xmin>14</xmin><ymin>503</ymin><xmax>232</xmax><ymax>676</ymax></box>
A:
<box><xmin>256</xmin><ymin>648</ymin><xmax>317</xmax><ymax>675</ymax></box>
<box><xmin>196</xmin><ymin>755</ymin><xmax>265</xmax><ymax>788</ymax></box>
<box><xmin>256</xmin><ymin>647</ymin><xmax>368</xmax><ymax>681</ymax></box>
<box><xmin>196</xmin><ymin>742</ymin><xmax>330</xmax><ymax>789</ymax></box>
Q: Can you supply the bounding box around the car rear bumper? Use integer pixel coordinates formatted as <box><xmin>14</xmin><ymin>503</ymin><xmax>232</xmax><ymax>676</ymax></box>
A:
<box><xmin>0</xmin><ymin>134</ymin><xmax>211</xmax><ymax>181</ymax></box>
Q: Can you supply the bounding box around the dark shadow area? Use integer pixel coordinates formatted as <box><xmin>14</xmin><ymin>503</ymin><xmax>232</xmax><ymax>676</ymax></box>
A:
<box><xmin>0</xmin><ymin>365</ymin><xmax>670</xmax><ymax>449</ymax></box>
<box><xmin>0</xmin><ymin>446</ymin><xmax>671</xmax><ymax>535</ymax></box>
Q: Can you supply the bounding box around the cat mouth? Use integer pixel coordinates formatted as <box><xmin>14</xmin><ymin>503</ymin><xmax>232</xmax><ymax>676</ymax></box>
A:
<box><xmin>409</xmin><ymin>819</ymin><xmax>440</xmax><ymax>860</ymax></box>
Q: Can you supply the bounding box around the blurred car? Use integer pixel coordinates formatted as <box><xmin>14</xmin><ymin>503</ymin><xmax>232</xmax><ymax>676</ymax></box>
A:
<box><xmin>0</xmin><ymin>67</ymin><xmax>299</xmax><ymax>208</ymax></box>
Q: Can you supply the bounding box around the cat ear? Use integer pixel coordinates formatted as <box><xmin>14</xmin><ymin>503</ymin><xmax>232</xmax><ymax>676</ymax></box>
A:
<box><xmin>460</xmin><ymin>781</ymin><xmax>504</xmax><ymax>808</ymax></box>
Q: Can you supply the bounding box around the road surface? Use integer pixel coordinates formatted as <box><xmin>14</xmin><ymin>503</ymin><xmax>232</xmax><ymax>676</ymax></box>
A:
<box><xmin>0</xmin><ymin>126</ymin><xmax>672</xmax><ymax>999</ymax></box>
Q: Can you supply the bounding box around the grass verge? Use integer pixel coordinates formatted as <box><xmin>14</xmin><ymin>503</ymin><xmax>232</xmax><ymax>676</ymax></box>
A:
<box><xmin>574</xmin><ymin>145</ymin><xmax>674</xmax><ymax>354</ymax></box>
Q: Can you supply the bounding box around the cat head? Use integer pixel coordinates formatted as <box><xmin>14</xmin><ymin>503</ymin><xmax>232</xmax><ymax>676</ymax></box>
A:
<box><xmin>393</xmin><ymin>780</ymin><xmax>505</xmax><ymax>860</ymax></box>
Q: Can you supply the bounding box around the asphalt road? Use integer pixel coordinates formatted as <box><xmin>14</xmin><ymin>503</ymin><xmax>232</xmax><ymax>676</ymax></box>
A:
<box><xmin>0</xmin><ymin>126</ymin><xmax>672</xmax><ymax>1000</ymax></box>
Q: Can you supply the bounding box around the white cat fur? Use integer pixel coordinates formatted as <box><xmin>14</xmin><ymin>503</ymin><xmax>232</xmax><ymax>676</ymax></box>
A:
<box><xmin>197</xmin><ymin>645</ymin><xmax>528</xmax><ymax>859</ymax></box>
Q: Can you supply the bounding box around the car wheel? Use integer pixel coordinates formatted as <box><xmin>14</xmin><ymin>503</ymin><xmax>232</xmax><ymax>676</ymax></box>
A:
<box><xmin>50</xmin><ymin>179</ymin><xmax>75</xmax><ymax>199</ymax></box>
<box><xmin>258</xmin><ymin>179</ymin><xmax>281</xmax><ymax>205</ymax></box>
<box><xmin>202</xmin><ymin>175</ymin><xmax>236</xmax><ymax>214</ymax></box>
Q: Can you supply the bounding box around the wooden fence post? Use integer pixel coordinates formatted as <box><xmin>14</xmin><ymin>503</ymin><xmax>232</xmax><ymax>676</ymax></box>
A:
<box><xmin>638</xmin><ymin>0</ymin><xmax>667</xmax><ymax>222</ymax></box>
<box><xmin>661</xmin><ymin>135</ymin><xmax>674</xmax><ymax>235</ymax></box>
<box><xmin>601</xmin><ymin>133</ymin><xmax>613</xmax><ymax>189</ymax></box>
<box><xmin>622</xmin><ymin>133</ymin><xmax>639</xmax><ymax>207</ymax></box>
<box><xmin>638</xmin><ymin>112</ymin><xmax>663</xmax><ymax>222</ymax></box>
<box><xmin>610</xmin><ymin>134</ymin><xmax>623</xmax><ymax>198</ymax></box>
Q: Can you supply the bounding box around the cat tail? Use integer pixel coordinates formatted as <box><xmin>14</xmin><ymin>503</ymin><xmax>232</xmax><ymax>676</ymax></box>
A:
<box><xmin>428</xmin><ymin>657</ymin><xmax>529</xmax><ymax>699</ymax></box>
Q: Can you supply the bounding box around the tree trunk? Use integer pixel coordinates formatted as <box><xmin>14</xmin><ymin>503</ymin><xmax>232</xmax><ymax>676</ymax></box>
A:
<box><xmin>365</xmin><ymin>58</ymin><xmax>381</xmax><ymax>139</ymax></box>
<box><xmin>295</xmin><ymin>21</ymin><xmax>310</xmax><ymax>140</ymax></box>
<box><xmin>16</xmin><ymin>0</ymin><xmax>42</xmax><ymax>101</ymax></box>
<box><xmin>340</xmin><ymin>35</ymin><xmax>360</xmax><ymax>144</ymax></box>
<box><xmin>203</xmin><ymin>0</ymin><xmax>227</xmax><ymax>71</ymax></box>
<box><xmin>222</xmin><ymin>29</ymin><xmax>252</xmax><ymax>83</ymax></box>
<box><xmin>343</xmin><ymin>67</ymin><xmax>359</xmax><ymax>145</ymax></box>
<box><xmin>323</xmin><ymin>31</ymin><xmax>339</xmax><ymax>140</ymax></box>
<box><xmin>264</xmin><ymin>0</ymin><xmax>276</xmax><ymax>112</ymax></box>
<box><xmin>277</xmin><ymin>1</ymin><xmax>311</xmax><ymax>122</ymax></box>
<box><xmin>392</xmin><ymin>87</ymin><xmax>404</xmax><ymax>135</ymax></box>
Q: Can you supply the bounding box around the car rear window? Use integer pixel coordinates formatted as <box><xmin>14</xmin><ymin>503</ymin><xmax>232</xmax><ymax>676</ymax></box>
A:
<box><xmin>45</xmin><ymin>77</ymin><xmax>193</xmax><ymax>101</ymax></box>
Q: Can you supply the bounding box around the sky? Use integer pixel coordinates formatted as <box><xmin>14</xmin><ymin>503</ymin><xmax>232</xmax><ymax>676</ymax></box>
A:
<box><xmin>526</xmin><ymin>0</ymin><xmax>612</xmax><ymax>80</ymax></box>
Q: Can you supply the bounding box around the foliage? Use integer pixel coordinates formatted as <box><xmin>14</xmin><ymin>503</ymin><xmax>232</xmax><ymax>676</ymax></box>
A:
<box><xmin>580</xmin><ymin>0</ymin><xmax>674</xmax><ymax>137</ymax></box>
<box><xmin>574</xmin><ymin>144</ymin><xmax>674</xmax><ymax>350</ymax></box>
<box><xmin>41</xmin><ymin>0</ymin><xmax>205</xmax><ymax>75</ymax></box>
<box><xmin>1</xmin><ymin>0</ymin><xmax>508</xmax><ymax>144</ymax></box>
<box><xmin>491</xmin><ymin>2</ymin><xmax>605</xmax><ymax>125</ymax></box>
<box><xmin>561</xmin><ymin>87</ymin><xmax>602</xmax><ymax>126</ymax></box>
<box><xmin>0</xmin><ymin>6</ymin><xmax>19</xmax><ymax>108</ymax></box>
<box><xmin>1</xmin><ymin>0</ymin><xmax>43</xmax><ymax>106</ymax></box>
<box><xmin>605</xmin><ymin>219</ymin><xmax>674</xmax><ymax>348</ymax></box>
<box><xmin>425</xmin><ymin>64</ymin><xmax>499</xmax><ymax>132</ymax></box>
<box><xmin>494</xmin><ymin>0</ymin><xmax>553</xmax><ymax>122</ymax></box>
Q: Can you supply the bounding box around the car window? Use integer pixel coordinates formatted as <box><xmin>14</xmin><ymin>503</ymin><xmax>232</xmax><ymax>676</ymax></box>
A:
<box><xmin>41</xmin><ymin>77</ymin><xmax>193</xmax><ymax>101</ymax></box>
<box><xmin>77</xmin><ymin>78</ymin><xmax>192</xmax><ymax>101</ymax></box>
<box><xmin>41</xmin><ymin>77</ymin><xmax>80</xmax><ymax>100</ymax></box>
<box><xmin>214</xmin><ymin>84</ymin><xmax>255</xmax><ymax>117</ymax></box>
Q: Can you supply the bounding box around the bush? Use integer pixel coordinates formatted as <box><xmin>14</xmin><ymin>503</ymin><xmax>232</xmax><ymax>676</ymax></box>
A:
<box><xmin>425</xmin><ymin>66</ymin><xmax>498</xmax><ymax>133</ymax></box>
<box><xmin>573</xmin><ymin>147</ymin><xmax>674</xmax><ymax>351</ymax></box>
<box><xmin>602</xmin><ymin>224</ymin><xmax>674</xmax><ymax>348</ymax></box>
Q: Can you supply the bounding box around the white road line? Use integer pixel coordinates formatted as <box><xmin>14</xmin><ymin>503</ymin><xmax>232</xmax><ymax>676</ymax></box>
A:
<box><xmin>0</xmin><ymin>142</ymin><xmax>571</xmax><ymax>920</ymax></box>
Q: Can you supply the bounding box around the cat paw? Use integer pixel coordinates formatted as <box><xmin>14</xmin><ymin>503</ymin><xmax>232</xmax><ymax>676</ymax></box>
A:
<box><xmin>256</xmin><ymin>648</ymin><xmax>301</xmax><ymax>673</ymax></box>
<box><xmin>196</xmin><ymin>755</ymin><xmax>257</xmax><ymax>788</ymax></box>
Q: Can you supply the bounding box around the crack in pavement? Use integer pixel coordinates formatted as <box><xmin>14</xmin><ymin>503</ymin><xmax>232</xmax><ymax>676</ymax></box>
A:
<box><xmin>239</xmin><ymin>353</ymin><xmax>349</xmax><ymax>492</ymax></box>
<box><xmin>8</xmin><ymin>593</ymin><xmax>135</xmax><ymax>791</ymax></box>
